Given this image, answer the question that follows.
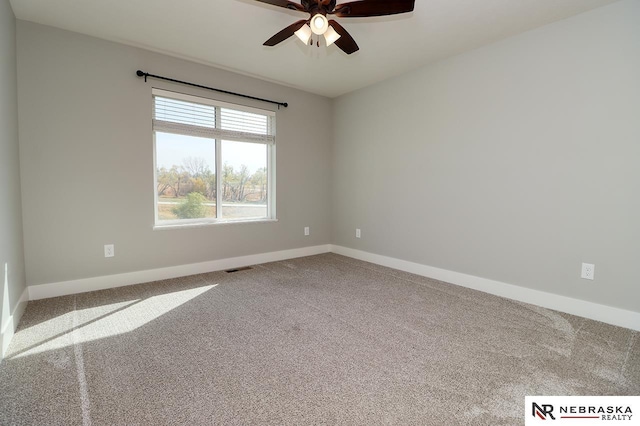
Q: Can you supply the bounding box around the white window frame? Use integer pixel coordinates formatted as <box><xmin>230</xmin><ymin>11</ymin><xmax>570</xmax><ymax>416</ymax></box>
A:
<box><xmin>152</xmin><ymin>88</ymin><xmax>276</xmax><ymax>229</ymax></box>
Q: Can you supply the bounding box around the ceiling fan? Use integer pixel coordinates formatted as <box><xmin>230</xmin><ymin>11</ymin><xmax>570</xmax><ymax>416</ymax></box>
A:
<box><xmin>256</xmin><ymin>0</ymin><xmax>415</xmax><ymax>55</ymax></box>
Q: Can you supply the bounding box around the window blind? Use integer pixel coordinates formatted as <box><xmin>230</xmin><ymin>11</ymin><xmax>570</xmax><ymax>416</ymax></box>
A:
<box><xmin>153</xmin><ymin>93</ymin><xmax>275</xmax><ymax>144</ymax></box>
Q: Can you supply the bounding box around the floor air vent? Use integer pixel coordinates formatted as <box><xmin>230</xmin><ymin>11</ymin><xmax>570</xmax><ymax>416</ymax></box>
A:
<box><xmin>225</xmin><ymin>266</ymin><xmax>253</xmax><ymax>273</ymax></box>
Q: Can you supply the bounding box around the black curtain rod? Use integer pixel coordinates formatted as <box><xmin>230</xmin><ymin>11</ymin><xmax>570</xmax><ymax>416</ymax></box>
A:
<box><xmin>136</xmin><ymin>70</ymin><xmax>288</xmax><ymax>109</ymax></box>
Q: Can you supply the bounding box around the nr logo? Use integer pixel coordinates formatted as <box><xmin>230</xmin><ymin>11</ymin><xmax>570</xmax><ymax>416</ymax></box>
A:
<box><xmin>533</xmin><ymin>402</ymin><xmax>556</xmax><ymax>420</ymax></box>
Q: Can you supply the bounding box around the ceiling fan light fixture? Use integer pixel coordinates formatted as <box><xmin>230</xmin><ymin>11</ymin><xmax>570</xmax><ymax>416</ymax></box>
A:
<box><xmin>294</xmin><ymin>24</ymin><xmax>312</xmax><ymax>44</ymax></box>
<box><xmin>310</xmin><ymin>13</ymin><xmax>328</xmax><ymax>35</ymax></box>
<box><xmin>323</xmin><ymin>25</ymin><xmax>341</xmax><ymax>47</ymax></box>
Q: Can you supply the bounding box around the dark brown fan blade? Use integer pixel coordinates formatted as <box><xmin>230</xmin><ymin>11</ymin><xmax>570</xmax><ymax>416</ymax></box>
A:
<box><xmin>254</xmin><ymin>0</ymin><xmax>305</xmax><ymax>12</ymax></box>
<box><xmin>332</xmin><ymin>0</ymin><xmax>414</xmax><ymax>17</ymax></box>
<box><xmin>328</xmin><ymin>20</ymin><xmax>359</xmax><ymax>54</ymax></box>
<box><xmin>263</xmin><ymin>20</ymin><xmax>308</xmax><ymax>46</ymax></box>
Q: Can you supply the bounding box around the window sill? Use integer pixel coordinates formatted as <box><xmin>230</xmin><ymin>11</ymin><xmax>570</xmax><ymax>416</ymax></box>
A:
<box><xmin>153</xmin><ymin>218</ymin><xmax>278</xmax><ymax>231</ymax></box>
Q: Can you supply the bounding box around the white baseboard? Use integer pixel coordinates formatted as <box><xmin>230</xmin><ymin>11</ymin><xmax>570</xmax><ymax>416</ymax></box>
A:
<box><xmin>28</xmin><ymin>244</ymin><xmax>331</xmax><ymax>301</ymax></box>
<box><xmin>330</xmin><ymin>245</ymin><xmax>640</xmax><ymax>332</ymax></box>
<box><xmin>24</xmin><ymin>243</ymin><xmax>640</xmax><ymax>332</ymax></box>
<box><xmin>1</xmin><ymin>287</ymin><xmax>29</xmax><ymax>360</ymax></box>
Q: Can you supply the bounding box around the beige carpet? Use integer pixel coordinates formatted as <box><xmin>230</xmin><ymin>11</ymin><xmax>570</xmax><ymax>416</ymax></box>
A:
<box><xmin>1</xmin><ymin>253</ymin><xmax>638</xmax><ymax>425</ymax></box>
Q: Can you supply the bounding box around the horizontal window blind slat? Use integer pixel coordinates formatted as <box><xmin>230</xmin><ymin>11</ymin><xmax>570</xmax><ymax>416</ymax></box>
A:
<box><xmin>220</xmin><ymin>108</ymin><xmax>270</xmax><ymax>135</ymax></box>
<box><xmin>154</xmin><ymin>97</ymin><xmax>216</xmax><ymax>128</ymax></box>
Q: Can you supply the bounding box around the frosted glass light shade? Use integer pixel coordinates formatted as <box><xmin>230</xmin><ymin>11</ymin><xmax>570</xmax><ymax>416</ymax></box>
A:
<box><xmin>294</xmin><ymin>24</ymin><xmax>312</xmax><ymax>44</ymax></box>
<box><xmin>310</xmin><ymin>14</ymin><xmax>329</xmax><ymax>35</ymax></box>
<box><xmin>323</xmin><ymin>25</ymin><xmax>341</xmax><ymax>47</ymax></box>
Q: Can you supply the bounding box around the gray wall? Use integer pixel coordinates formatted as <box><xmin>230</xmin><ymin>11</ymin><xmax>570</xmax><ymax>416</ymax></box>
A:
<box><xmin>332</xmin><ymin>0</ymin><xmax>640</xmax><ymax>312</ymax></box>
<box><xmin>13</xmin><ymin>1</ymin><xmax>640</xmax><ymax>316</ymax></box>
<box><xmin>0</xmin><ymin>0</ymin><xmax>26</xmax><ymax>328</ymax></box>
<box><xmin>17</xmin><ymin>21</ymin><xmax>332</xmax><ymax>286</ymax></box>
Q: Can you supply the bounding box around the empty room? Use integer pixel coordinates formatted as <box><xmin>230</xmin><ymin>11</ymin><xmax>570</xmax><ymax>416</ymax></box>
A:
<box><xmin>1</xmin><ymin>0</ymin><xmax>639</xmax><ymax>424</ymax></box>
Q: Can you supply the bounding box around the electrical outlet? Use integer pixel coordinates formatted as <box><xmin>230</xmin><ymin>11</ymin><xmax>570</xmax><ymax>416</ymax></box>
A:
<box><xmin>581</xmin><ymin>262</ymin><xmax>594</xmax><ymax>280</ymax></box>
<box><xmin>104</xmin><ymin>244</ymin><xmax>115</xmax><ymax>258</ymax></box>
<box><xmin>304</xmin><ymin>226</ymin><xmax>310</xmax><ymax>236</ymax></box>
<box><xmin>356</xmin><ymin>228</ymin><xmax>361</xmax><ymax>239</ymax></box>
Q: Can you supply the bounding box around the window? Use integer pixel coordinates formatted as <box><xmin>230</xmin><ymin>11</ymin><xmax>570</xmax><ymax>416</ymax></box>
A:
<box><xmin>152</xmin><ymin>89</ymin><xmax>276</xmax><ymax>227</ymax></box>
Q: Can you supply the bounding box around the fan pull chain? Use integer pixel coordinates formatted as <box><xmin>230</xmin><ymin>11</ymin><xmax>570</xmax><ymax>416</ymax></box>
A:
<box><xmin>309</xmin><ymin>35</ymin><xmax>321</xmax><ymax>48</ymax></box>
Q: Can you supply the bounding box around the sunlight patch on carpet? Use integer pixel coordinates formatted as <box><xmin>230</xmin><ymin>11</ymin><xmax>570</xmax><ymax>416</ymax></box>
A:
<box><xmin>10</xmin><ymin>284</ymin><xmax>216</xmax><ymax>359</ymax></box>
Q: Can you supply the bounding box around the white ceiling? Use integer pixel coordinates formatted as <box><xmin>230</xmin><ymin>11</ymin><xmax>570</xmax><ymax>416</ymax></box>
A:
<box><xmin>10</xmin><ymin>0</ymin><xmax>618</xmax><ymax>98</ymax></box>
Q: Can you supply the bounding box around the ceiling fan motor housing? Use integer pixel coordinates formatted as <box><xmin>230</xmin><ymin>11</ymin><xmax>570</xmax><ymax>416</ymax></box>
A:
<box><xmin>302</xmin><ymin>0</ymin><xmax>338</xmax><ymax>15</ymax></box>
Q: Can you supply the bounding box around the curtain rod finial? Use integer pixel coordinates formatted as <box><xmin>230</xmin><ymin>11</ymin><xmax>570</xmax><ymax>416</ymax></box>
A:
<box><xmin>136</xmin><ymin>70</ymin><xmax>145</xmax><ymax>77</ymax></box>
